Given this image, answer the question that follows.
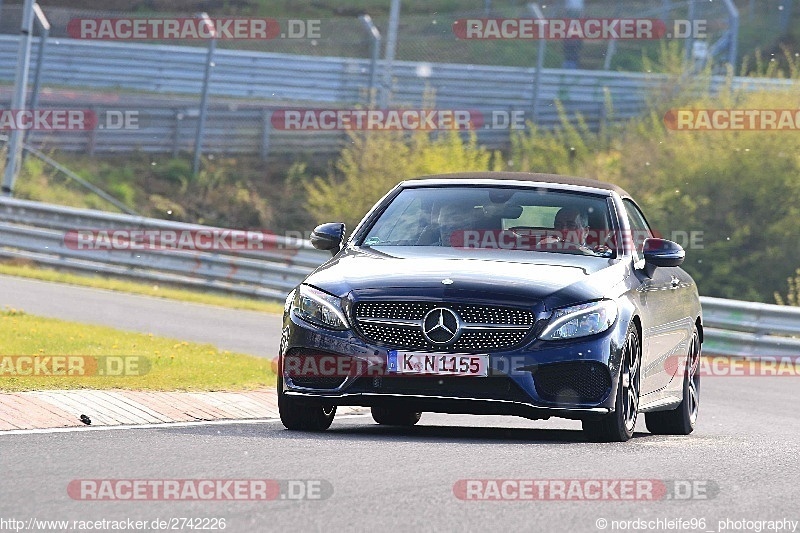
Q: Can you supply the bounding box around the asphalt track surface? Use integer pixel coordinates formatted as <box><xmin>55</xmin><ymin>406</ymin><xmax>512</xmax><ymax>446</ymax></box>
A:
<box><xmin>1</xmin><ymin>378</ymin><xmax>799</xmax><ymax>532</ymax></box>
<box><xmin>2</xmin><ymin>275</ymin><xmax>799</xmax><ymax>532</ymax></box>
<box><xmin>0</xmin><ymin>275</ymin><xmax>281</xmax><ymax>357</ymax></box>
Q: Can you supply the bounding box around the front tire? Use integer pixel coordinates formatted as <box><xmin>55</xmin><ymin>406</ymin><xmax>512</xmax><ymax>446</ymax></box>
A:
<box><xmin>278</xmin><ymin>376</ymin><xmax>336</xmax><ymax>431</ymax></box>
<box><xmin>582</xmin><ymin>324</ymin><xmax>641</xmax><ymax>442</ymax></box>
<box><xmin>645</xmin><ymin>325</ymin><xmax>701</xmax><ymax>435</ymax></box>
<box><xmin>371</xmin><ymin>406</ymin><xmax>421</xmax><ymax>426</ymax></box>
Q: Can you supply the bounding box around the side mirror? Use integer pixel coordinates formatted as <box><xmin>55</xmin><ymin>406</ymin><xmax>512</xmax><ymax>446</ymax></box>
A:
<box><xmin>310</xmin><ymin>223</ymin><xmax>346</xmax><ymax>255</ymax></box>
<box><xmin>641</xmin><ymin>238</ymin><xmax>685</xmax><ymax>277</ymax></box>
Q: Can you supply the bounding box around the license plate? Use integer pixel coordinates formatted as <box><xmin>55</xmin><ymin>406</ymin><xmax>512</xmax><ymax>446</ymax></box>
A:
<box><xmin>387</xmin><ymin>351</ymin><xmax>489</xmax><ymax>377</ymax></box>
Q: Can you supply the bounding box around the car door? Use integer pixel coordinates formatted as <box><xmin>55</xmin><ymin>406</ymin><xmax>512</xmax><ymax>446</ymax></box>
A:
<box><xmin>623</xmin><ymin>199</ymin><xmax>692</xmax><ymax>395</ymax></box>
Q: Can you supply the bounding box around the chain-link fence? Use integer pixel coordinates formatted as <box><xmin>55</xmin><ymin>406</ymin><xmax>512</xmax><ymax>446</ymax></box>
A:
<box><xmin>0</xmin><ymin>0</ymin><xmax>794</xmax><ymax>171</ymax></box>
<box><xmin>0</xmin><ymin>1</ymin><xmax>792</xmax><ymax>68</ymax></box>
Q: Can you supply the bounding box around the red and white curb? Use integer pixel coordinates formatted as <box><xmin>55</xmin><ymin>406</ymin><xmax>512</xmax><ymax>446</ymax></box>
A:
<box><xmin>0</xmin><ymin>389</ymin><xmax>366</xmax><ymax>432</ymax></box>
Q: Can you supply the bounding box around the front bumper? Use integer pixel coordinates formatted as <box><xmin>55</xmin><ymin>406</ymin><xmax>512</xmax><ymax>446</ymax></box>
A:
<box><xmin>280</xmin><ymin>308</ymin><xmax>626</xmax><ymax>421</ymax></box>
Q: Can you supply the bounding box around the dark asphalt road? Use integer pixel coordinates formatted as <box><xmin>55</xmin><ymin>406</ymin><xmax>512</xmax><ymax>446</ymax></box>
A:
<box><xmin>0</xmin><ymin>275</ymin><xmax>282</xmax><ymax>357</ymax></box>
<box><xmin>2</xmin><ymin>275</ymin><xmax>799</xmax><ymax>531</ymax></box>
<box><xmin>1</xmin><ymin>376</ymin><xmax>798</xmax><ymax>532</ymax></box>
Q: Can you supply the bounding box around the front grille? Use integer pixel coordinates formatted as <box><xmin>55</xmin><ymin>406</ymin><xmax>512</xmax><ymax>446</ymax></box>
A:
<box><xmin>531</xmin><ymin>361</ymin><xmax>612</xmax><ymax>404</ymax></box>
<box><xmin>347</xmin><ymin>376</ymin><xmax>532</xmax><ymax>403</ymax></box>
<box><xmin>358</xmin><ymin>323</ymin><xmax>427</xmax><ymax>348</ymax></box>
<box><xmin>353</xmin><ymin>301</ymin><xmax>535</xmax><ymax>353</ymax></box>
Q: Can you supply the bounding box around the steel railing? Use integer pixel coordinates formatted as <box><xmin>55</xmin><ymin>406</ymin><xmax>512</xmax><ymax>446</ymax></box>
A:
<box><xmin>0</xmin><ymin>36</ymin><xmax>795</xmax><ymax>158</ymax></box>
<box><xmin>0</xmin><ymin>196</ymin><xmax>323</xmax><ymax>300</ymax></box>
<box><xmin>700</xmin><ymin>297</ymin><xmax>800</xmax><ymax>358</ymax></box>
<box><xmin>1</xmin><ymin>196</ymin><xmax>797</xmax><ymax>358</ymax></box>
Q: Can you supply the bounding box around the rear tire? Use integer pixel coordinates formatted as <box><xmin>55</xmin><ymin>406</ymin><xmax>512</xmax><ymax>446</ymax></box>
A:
<box><xmin>371</xmin><ymin>406</ymin><xmax>421</xmax><ymax>426</ymax></box>
<box><xmin>582</xmin><ymin>324</ymin><xmax>641</xmax><ymax>443</ymax></box>
<box><xmin>645</xmin><ymin>325</ymin><xmax>701</xmax><ymax>435</ymax></box>
<box><xmin>278</xmin><ymin>376</ymin><xmax>336</xmax><ymax>431</ymax></box>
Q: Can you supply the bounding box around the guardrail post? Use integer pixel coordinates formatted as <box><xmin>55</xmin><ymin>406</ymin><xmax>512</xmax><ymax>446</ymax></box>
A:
<box><xmin>192</xmin><ymin>13</ymin><xmax>216</xmax><ymax>177</ymax></box>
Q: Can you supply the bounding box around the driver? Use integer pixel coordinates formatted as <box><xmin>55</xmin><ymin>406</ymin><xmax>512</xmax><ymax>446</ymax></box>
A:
<box><xmin>437</xmin><ymin>203</ymin><xmax>475</xmax><ymax>246</ymax></box>
<box><xmin>416</xmin><ymin>203</ymin><xmax>476</xmax><ymax>246</ymax></box>
<box><xmin>539</xmin><ymin>206</ymin><xmax>593</xmax><ymax>251</ymax></box>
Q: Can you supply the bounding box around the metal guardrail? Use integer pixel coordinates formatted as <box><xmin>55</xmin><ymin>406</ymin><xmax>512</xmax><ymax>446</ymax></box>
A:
<box><xmin>0</xmin><ymin>36</ymin><xmax>795</xmax><ymax>158</ymax></box>
<box><xmin>2</xmin><ymin>36</ymin><xmax>791</xmax><ymax>107</ymax></box>
<box><xmin>0</xmin><ymin>100</ymin><xmax>613</xmax><ymax>157</ymax></box>
<box><xmin>1</xmin><ymin>197</ymin><xmax>798</xmax><ymax>358</ymax></box>
<box><xmin>0</xmin><ymin>197</ymin><xmax>326</xmax><ymax>300</ymax></box>
<box><xmin>700</xmin><ymin>297</ymin><xmax>800</xmax><ymax>358</ymax></box>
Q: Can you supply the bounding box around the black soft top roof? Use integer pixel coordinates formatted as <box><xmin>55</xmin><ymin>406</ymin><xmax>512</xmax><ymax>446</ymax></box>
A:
<box><xmin>403</xmin><ymin>172</ymin><xmax>632</xmax><ymax>199</ymax></box>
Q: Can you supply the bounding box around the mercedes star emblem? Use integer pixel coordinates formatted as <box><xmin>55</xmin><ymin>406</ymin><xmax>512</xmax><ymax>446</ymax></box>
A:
<box><xmin>422</xmin><ymin>308</ymin><xmax>461</xmax><ymax>344</ymax></box>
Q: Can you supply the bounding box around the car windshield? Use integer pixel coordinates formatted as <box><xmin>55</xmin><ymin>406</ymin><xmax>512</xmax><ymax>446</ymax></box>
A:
<box><xmin>361</xmin><ymin>186</ymin><xmax>615</xmax><ymax>257</ymax></box>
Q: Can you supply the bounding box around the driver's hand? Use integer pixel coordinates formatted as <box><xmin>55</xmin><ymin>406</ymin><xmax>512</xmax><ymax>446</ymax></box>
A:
<box><xmin>537</xmin><ymin>235</ymin><xmax>562</xmax><ymax>246</ymax></box>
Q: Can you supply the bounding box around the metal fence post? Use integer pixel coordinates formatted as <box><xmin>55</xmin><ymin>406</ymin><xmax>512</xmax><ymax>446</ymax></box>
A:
<box><xmin>21</xmin><ymin>3</ymin><xmax>50</xmax><ymax>166</ymax></box>
<box><xmin>685</xmin><ymin>0</ymin><xmax>696</xmax><ymax>62</ymax></box>
<box><xmin>192</xmin><ymin>13</ymin><xmax>216</xmax><ymax>177</ymax></box>
<box><xmin>661</xmin><ymin>0</ymin><xmax>672</xmax><ymax>22</ymax></box>
<box><xmin>359</xmin><ymin>14</ymin><xmax>382</xmax><ymax>107</ymax></box>
<box><xmin>723</xmin><ymin>0</ymin><xmax>739</xmax><ymax>69</ymax></box>
<box><xmin>380</xmin><ymin>0</ymin><xmax>401</xmax><ymax>108</ymax></box>
<box><xmin>2</xmin><ymin>0</ymin><xmax>35</xmax><ymax>196</ymax></box>
<box><xmin>528</xmin><ymin>3</ymin><xmax>546</xmax><ymax>123</ymax></box>
<box><xmin>779</xmin><ymin>0</ymin><xmax>793</xmax><ymax>35</ymax></box>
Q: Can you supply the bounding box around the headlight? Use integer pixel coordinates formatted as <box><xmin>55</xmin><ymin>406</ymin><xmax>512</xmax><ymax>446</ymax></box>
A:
<box><xmin>293</xmin><ymin>285</ymin><xmax>349</xmax><ymax>330</ymax></box>
<box><xmin>539</xmin><ymin>300</ymin><xmax>617</xmax><ymax>341</ymax></box>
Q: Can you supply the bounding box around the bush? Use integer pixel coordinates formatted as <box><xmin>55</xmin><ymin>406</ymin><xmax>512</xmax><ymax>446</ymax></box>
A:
<box><xmin>304</xmin><ymin>130</ymin><xmax>498</xmax><ymax>230</ymax></box>
<box><xmin>505</xmin><ymin>50</ymin><xmax>800</xmax><ymax>302</ymax></box>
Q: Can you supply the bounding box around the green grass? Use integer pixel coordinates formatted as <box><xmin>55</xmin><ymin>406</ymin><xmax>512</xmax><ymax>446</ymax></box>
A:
<box><xmin>0</xmin><ymin>309</ymin><xmax>277</xmax><ymax>392</ymax></box>
<box><xmin>0</xmin><ymin>262</ymin><xmax>285</xmax><ymax>315</ymax></box>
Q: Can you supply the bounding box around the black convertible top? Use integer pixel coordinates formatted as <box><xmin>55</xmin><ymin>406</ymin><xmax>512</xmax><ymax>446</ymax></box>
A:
<box><xmin>407</xmin><ymin>172</ymin><xmax>632</xmax><ymax>199</ymax></box>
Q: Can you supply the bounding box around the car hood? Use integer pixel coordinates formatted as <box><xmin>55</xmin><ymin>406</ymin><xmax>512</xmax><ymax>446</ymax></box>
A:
<box><xmin>304</xmin><ymin>246</ymin><xmax>628</xmax><ymax>309</ymax></box>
